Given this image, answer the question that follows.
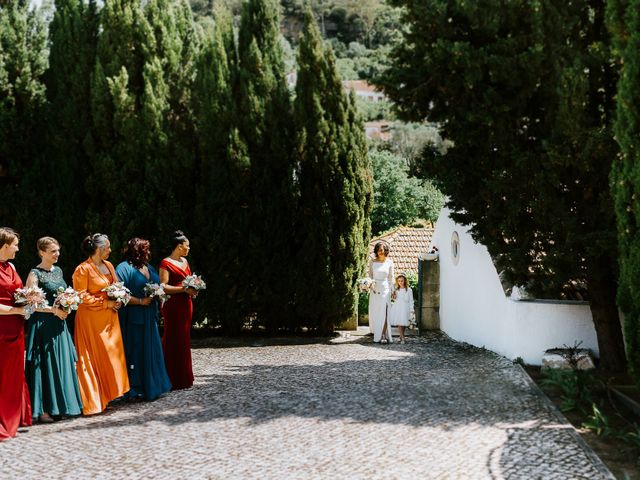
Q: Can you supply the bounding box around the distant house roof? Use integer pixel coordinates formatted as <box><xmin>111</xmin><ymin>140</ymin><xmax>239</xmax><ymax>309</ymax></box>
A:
<box><xmin>343</xmin><ymin>80</ymin><xmax>382</xmax><ymax>94</ymax></box>
<box><xmin>369</xmin><ymin>225</ymin><xmax>435</xmax><ymax>276</ymax></box>
<box><xmin>364</xmin><ymin>121</ymin><xmax>392</xmax><ymax>141</ymax></box>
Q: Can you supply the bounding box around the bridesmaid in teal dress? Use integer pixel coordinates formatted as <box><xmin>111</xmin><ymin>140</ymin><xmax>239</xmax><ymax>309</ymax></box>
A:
<box><xmin>25</xmin><ymin>237</ymin><xmax>82</xmax><ymax>422</ymax></box>
<box><xmin>116</xmin><ymin>238</ymin><xmax>171</xmax><ymax>401</ymax></box>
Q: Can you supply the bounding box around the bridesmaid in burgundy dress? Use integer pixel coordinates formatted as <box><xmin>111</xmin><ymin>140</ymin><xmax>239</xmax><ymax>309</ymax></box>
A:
<box><xmin>159</xmin><ymin>231</ymin><xmax>197</xmax><ymax>390</ymax></box>
<box><xmin>0</xmin><ymin>228</ymin><xmax>31</xmax><ymax>440</ymax></box>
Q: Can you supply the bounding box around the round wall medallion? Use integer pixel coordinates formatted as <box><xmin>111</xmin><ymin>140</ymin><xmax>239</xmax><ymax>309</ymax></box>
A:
<box><xmin>451</xmin><ymin>231</ymin><xmax>460</xmax><ymax>265</ymax></box>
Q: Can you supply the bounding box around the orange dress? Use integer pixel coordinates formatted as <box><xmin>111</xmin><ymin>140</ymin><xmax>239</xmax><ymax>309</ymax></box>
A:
<box><xmin>73</xmin><ymin>259</ymin><xmax>129</xmax><ymax>415</ymax></box>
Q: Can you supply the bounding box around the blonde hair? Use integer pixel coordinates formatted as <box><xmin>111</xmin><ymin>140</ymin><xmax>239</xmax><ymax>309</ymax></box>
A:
<box><xmin>37</xmin><ymin>236</ymin><xmax>60</xmax><ymax>254</ymax></box>
<box><xmin>395</xmin><ymin>274</ymin><xmax>408</xmax><ymax>290</ymax></box>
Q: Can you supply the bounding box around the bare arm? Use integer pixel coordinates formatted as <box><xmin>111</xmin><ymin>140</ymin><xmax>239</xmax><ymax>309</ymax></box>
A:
<box><xmin>159</xmin><ymin>268</ymin><xmax>186</xmax><ymax>295</ymax></box>
<box><xmin>0</xmin><ymin>303</ymin><xmax>24</xmax><ymax>316</ymax></box>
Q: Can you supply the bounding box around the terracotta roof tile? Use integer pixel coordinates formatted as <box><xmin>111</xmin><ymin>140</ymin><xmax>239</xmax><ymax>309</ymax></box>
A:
<box><xmin>369</xmin><ymin>226</ymin><xmax>435</xmax><ymax>276</ymax></box>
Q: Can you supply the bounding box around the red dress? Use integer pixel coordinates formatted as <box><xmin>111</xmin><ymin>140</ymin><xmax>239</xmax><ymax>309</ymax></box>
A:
<box><xmin>0</xmin><ymin>262</ymin><xmax>32</xmax><ymax>440</ymax></box>
<box><xmin>159</xmin><ymin>259</ymin><xmax>194</xmax><ymax>390</ymax></box>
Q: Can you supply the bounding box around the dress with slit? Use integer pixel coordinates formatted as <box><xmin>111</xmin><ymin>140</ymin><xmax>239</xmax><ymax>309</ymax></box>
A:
<box><xmin>0</xmin><ymin>261</ymin><xmax>32</xmax><ymax>440</ymax></box>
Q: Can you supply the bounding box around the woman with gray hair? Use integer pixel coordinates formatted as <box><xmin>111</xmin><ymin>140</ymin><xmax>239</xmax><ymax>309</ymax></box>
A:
<box><xmin>72</xmin><ymin>233</ymin><xmax>129</xmax><ymax>415</ymax></box>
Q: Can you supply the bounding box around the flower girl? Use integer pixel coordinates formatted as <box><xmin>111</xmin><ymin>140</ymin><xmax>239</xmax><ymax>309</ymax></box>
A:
<box><xmin>389</xmin><ymin>274</ymin><xmax>415</xmax><ymax>344</ymax></box>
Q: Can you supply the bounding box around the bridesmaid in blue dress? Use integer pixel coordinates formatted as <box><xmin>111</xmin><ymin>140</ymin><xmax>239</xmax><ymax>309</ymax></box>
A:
<box><xmin>116</xmin><ymin>238</ymin><xmax>171</xmax><ymax>401</ymax></box>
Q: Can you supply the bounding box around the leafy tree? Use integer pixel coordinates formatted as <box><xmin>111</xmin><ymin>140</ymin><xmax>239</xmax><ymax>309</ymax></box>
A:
<box><xmin>237</xmin><ymin>0</ymin><xmax>297</xmax><ymax>330</ymax></box>
<box><xmin>369</xmin><ymin>149</ymin><xmax>443</xmax><ymax>234</ymax></box>
<box><xmin>89</xmin><ymin>0</ymin><xmax>198</xmax><ymax>257</ymax></box>
<box><xmin>607</xmin><ymin>0</ymin><xmax>640</xmax><ymax>383</ymax></box>
<box><xmin>193</xmin><ymin>7</ymin><xmax>252</xmax><ymax>331</ymax></box>
<box><xmin>295</xmin><ymin>9</ymin><xmax>372</xmax><ymax>333</ymax></box>
<box><xmin>46</xmin><ymin>0</ymin><xmax>99</xmax><ymax>272</ymax></box>
<box><xmin>380</xmin><ymin>0</ymin><xmax>626</xmax><ymax>370</ymax></box>
<box><xmin>0</xmin><ymin>0</ymin><xmax>49</xmax><ymax>274</ymax></box>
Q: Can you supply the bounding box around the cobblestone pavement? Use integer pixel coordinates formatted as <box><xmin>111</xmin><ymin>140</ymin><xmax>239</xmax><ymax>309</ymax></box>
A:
<box><xmin>1</xmin><ymin>332</ymin><xmax>613</xmax><ymax>479</ymax></box>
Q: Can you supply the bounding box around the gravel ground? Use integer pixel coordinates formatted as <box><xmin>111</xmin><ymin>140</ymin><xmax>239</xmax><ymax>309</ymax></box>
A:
<box><xmin>0</xmin><ymin>331</ymin><xmax>613</xmax><ymax>479</ymax></box>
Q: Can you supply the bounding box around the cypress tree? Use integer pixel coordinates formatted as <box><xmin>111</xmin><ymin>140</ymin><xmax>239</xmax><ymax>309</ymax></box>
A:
<box><xmin>89</xmin><ymin>0</ymin><xmax>198</xmax><ymax>256</ymax></box>
<box><xmin>237</xmin><ymin>0</ymin><xmax>297</xmax><ymax>330</ymax></box>
<box><xmin>607</xmin><ymin>0</ymin><xmax>640</xmax><ymax>383</ymax></box>
<box><xmin>294</xmin><ymin>10</ymin><xmax>372</xmax><ymax>333</ymax></box>
<box><xmin>143</xmin><ymin>0</ymin><xmax>199</xmax><ymax>251</ymax></box>
<box><xmin>380</xmin><ymin>0</ymin><xmax>626</xmax><ymax>370</ymax></box>
<box><xmin>88</xmin><ymin>0</ymin><xmax>150</xmax><ymax>247</ymax></box>
<box><xmin>46</xmin><ymin>0</ymin><xmax>99</xmax><ymax>271</ymax></box>
<box><xmin>193</xmin><ymin>8</ymin><xmax>252</xmax><ymax>331</ymax></box>
<box><xmin>0</xmin><ymin>0</ymin><xmax>49</xmax><ymax>273</ymax></box>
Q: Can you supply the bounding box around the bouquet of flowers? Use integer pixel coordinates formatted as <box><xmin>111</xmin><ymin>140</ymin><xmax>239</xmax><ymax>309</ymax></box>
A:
<box><xmin>390</xmin><ymin>291</ymin><xmax>397</xmax><ymax>304</ymax></box>
<box><xmin>102</xmin><ymin>282</ymin><xmax>132</xmax><ymax>306</ymax></box>
<box><xmin>14</xmin><ymin>286</ymin><xmax>49</xmax><ymax>319</ymax></box>
<box><xmin>182</xmin><ymin>274</ymin><xmax>206</xmax><ymax>291</ymax></box>
<box><xmin>144</xmin><ymin>283</ymin><xmax>170</xmax><ymax>302</ymax></box>
<box><xmin>357</xmin><ymin>277</ymin><xmax>375</xmax><ymax>293</ymax></box>
<box><xmin>53</xmin><ymin>286</ymin><xmax>83</xmax><ymax>313</ymax></box>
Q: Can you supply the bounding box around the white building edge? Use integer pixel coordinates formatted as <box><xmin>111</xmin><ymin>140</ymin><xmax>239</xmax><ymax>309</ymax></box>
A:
<box><xmin>431</xmin><ymin>208</ymin><xmax>599</xmax><ymax>365</ymax></box>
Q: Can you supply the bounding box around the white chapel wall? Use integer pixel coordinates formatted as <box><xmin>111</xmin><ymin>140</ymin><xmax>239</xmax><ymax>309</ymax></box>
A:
<box><xmin>431</xmin><ymin>208</ymin><xmax>599</xmax><ymax>365</ymax></box>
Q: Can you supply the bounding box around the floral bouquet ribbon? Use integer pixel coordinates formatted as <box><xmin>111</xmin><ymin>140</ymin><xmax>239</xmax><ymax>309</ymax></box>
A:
<box><xmin>102</xmin><ymin>282</ymin><xmax>132</xmax><ymax>306</ymax></box>
<box><xmin>182</xmin><ymin>274</ymin><xmax>206</xmax><ymax>291</ymax></box>
<box><xmin>144</xmin><ymin>282</ymin><xmax>170</xmax><ymax>302</ymax></box>
<box><xmin>14</xmin><ymin>286</ymin><xmax>49</xmax><ymax>319</ymax></box>
<box><xmin>53</xmin><ymin>286</ymin><xmax>83</xmax><ymax>313</ymax></box>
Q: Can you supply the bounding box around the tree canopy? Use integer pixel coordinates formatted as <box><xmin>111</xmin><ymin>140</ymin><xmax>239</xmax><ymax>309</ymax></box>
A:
<box><xmin>380</xmin><ymin>0</ymin><xmax>626</xmax><ymax>370</ymax></box>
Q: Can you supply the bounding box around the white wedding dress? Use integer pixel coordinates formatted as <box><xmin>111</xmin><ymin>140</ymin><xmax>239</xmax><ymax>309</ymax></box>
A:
<box><xmin>368</xmin><ymin>258</ymin><xmax>394</xmax><ymax>342</ymax></box>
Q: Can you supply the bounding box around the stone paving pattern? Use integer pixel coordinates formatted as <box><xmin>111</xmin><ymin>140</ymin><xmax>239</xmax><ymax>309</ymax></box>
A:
<box><xmin>0</xmin><ymin>332</ymin><xmax>613</xmax><ymax>479</ymax></box>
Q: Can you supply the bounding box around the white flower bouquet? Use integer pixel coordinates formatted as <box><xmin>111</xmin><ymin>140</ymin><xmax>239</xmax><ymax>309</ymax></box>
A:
<box><xmin>53</xmin><ymin>286</ymin><xmax>83</xmax><ymax>313</ymax></box>
<box><xmin>14</xmin><ymin>286</ymin><xmax>49</xmax><ymax>319</ymax></box>
<box><xmin>357</xmin><ymin>277</ymin><xmax>375</xmax><ymax>293</ymax></box>
<box><xmin>144</xmin><ymin>282</ymin><xmax>170</xmax><ymax>302</ymax></box>
<box><xmin>102</xmin><ymin>282</ymin><xmax>132</xmax><ymax>306</ymax></box>
<box><xmin>182</xmin><ymin>274</ymin><xmax>206</xmax><ymax>291</ymax></box>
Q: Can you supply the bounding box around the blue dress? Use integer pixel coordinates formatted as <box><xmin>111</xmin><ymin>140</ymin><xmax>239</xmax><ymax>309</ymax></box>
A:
<box><xmin>116</xmin><ymin>262</ymin><xmax>171</xmax><ymax>400</ymax></box>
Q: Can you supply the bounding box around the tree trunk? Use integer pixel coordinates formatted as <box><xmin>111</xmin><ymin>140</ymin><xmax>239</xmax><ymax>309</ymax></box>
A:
<box><xmin>586</xmin><ymin>256</ymin><xmax>627</xmax><ymax>372</ymax></box>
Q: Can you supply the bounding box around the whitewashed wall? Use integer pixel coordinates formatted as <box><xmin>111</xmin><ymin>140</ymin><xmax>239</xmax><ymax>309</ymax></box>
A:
<box><xmin>431</xmin><ymin>208</ymin><xmax>599</xmax><ymax>365</ymax></box>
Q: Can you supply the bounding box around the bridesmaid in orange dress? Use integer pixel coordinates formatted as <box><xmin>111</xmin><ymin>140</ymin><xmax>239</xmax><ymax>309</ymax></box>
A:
<box><xmin>72</xmin><ymin>233</ymin><xmax>129</xmax><ymax>415</ymax></box>
<box><xmin>0</xmin><ymin>228</ymin><xmax>31</xmax><ymax>440</ymax></box>
<box><xmin>159</xmin><ymin>230</ymin><xmax>198</xmax><ymax>390</ymax></box>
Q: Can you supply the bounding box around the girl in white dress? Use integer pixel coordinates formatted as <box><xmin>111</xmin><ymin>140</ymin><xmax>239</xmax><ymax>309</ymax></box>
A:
<box><xmin>389</xmin><ymin>274</ymin><xmax>414</xmax><ymax>344</ymax></box>
<box><xmin>368</xmin><ymin>242</ymin><xmax>394</xmax><ymax>344</ymax></box>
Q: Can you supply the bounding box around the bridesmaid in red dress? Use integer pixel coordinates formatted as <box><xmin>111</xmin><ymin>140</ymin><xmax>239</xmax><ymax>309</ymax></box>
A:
<box><xmin>159</xmin><ymin>231</ymin><xmax>197</xmax><ymax>390</ymax></box>
<box><xmin>0</xmin><ymin>228</ymin><xmax>32</xmax><ymax>440</ymax></box>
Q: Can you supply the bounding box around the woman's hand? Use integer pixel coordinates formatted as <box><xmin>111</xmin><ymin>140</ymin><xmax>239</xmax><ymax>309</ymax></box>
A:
<box><xmin>53</xmin><ymin>307</ymin><xmax>68</xmax><ymax>321</ymax></box>
<box><xmin>16</xmin><ymin>306</ymin><xmax>26</xmax><ymax>316</ymax></box>
<box><xmin>108</xmin><ymin>300</ymin><xmax>122</xmax><ymax>311</ymax></box>
<box><xmin>139</xmin><ymin>297</ymin><xmax>152</xmax><ymax>306</ymax></box>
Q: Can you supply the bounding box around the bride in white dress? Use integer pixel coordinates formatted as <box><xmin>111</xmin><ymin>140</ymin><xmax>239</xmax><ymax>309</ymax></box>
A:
<box><xmin>368</xmin><ymin>242</ymin><xmax>394</xmax><ymax>343</ymax></box>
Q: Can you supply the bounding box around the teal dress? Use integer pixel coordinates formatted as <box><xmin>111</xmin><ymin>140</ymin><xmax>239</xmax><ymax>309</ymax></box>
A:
<box><xmin>116</xmin><ymin>262</ymin><xmax>171</xmax><ymax>400</ymax></box>
<box><xmin>25</xmin><ymin>266</ymin><xmax>82</xmax><ymax>419</ymax></box>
